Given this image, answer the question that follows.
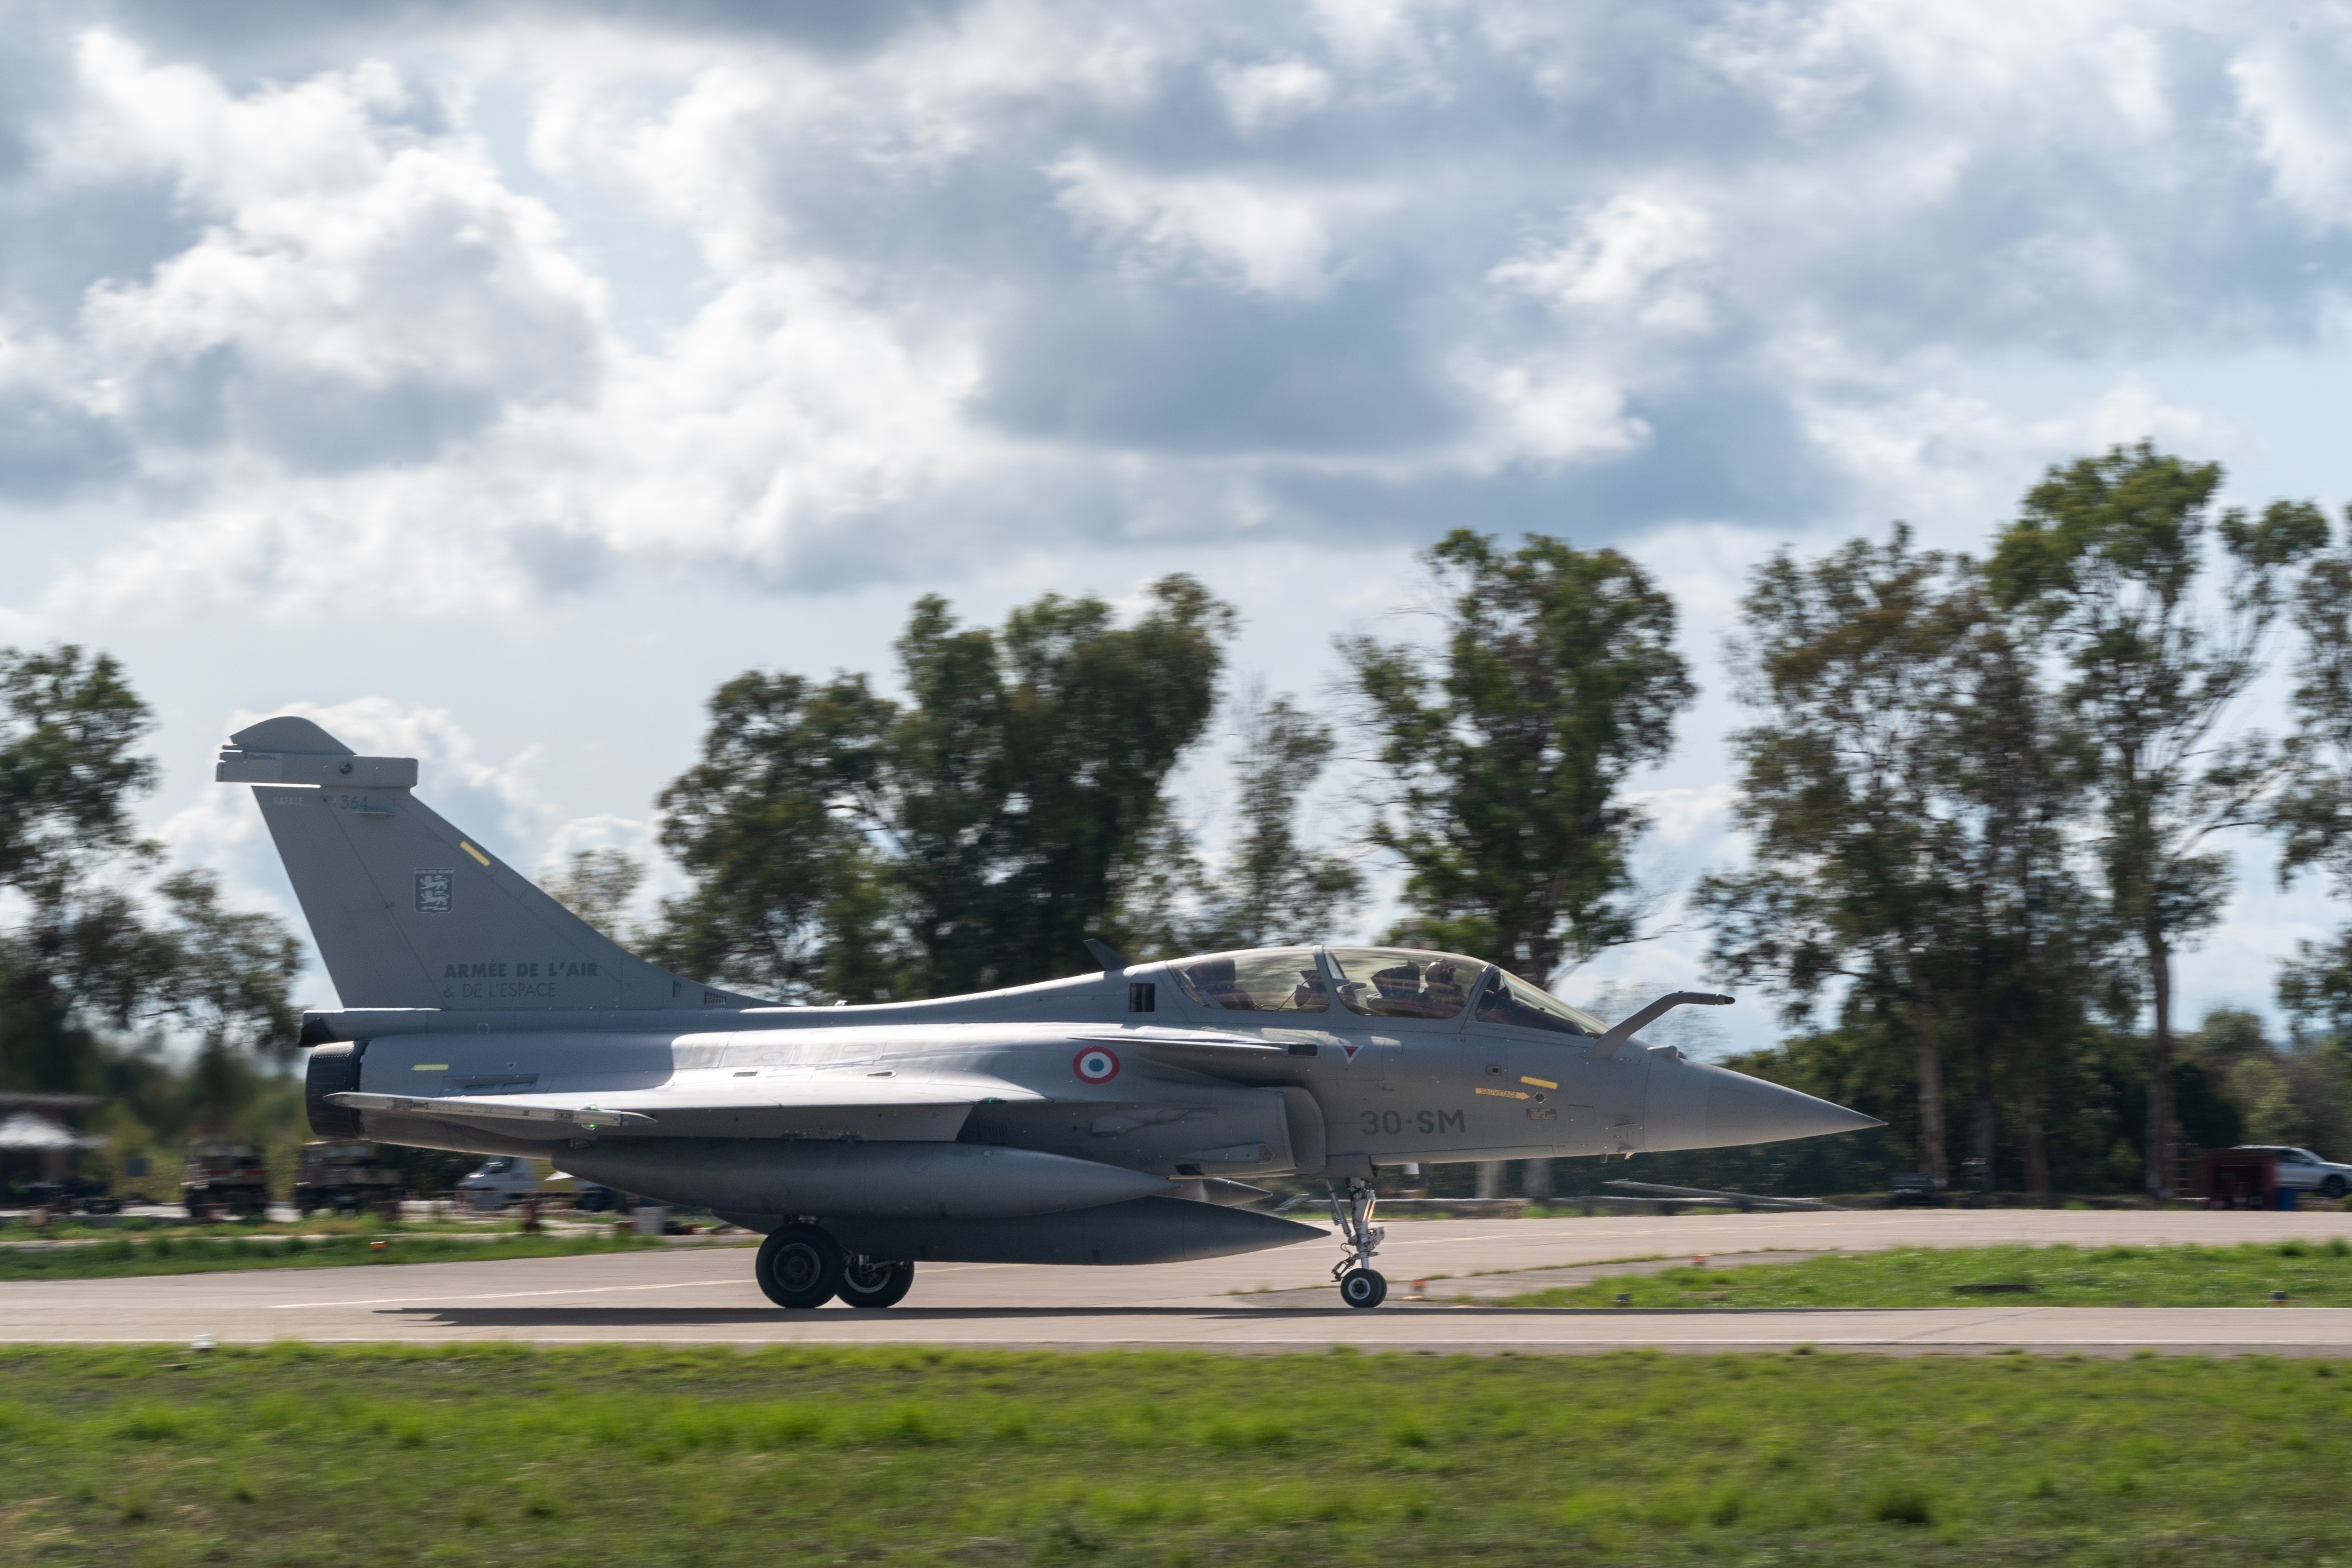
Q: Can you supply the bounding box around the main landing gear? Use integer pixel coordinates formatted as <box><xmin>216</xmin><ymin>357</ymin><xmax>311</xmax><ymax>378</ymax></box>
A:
<box><xmin>755</xmin><ymin>1225</ymin><xmax>915</xmax><ymax>1310</ymax></box>
<box><xmin>1328</xmin><ymin>1178</ymin><xmax>1387</xmax><ymax>1309</ymax></box>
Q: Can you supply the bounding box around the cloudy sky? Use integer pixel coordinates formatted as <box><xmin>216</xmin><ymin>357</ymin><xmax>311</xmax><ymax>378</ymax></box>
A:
<box><xmin>3</xmin><ymin>0</ymin><xmax>2350</xmax><ymax>1048</ymax></box>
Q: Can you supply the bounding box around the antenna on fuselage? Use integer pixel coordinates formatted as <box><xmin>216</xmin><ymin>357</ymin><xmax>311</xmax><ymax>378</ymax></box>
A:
<box><xmin>1082</xmin><ymin>938</ymin><xmax>1130</xmax><ymax>975</ymax></box>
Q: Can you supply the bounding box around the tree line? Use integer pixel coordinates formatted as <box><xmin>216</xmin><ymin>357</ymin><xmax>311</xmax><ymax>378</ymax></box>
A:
<box><xmin>630</xmin><ymin>532</ymin><xmax>1690</xmax><ymax>1007</ymax></box>
<box><xmin>8</xmin><ymin>441</ymin><xmax>2352</xmax><ymax>1198</ymax></box>
<box><xmin>1702</xmin><ymin>445</ymin><xmax>2352</xmax><ymax>1198</ymax></box>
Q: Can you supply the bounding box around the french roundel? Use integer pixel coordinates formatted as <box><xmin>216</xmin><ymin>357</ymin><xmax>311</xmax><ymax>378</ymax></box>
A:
<box><xmin>1073</xmin><ymin>1046</ymin><xmax>1120</xmax><ymax>1084</ymax></box>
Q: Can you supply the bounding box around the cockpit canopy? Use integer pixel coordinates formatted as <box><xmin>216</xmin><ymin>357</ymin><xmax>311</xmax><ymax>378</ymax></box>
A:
<box><xmin>1166</xmin><ymin>946</ymin><xmax>1608</xmax><ymax>1039</ymax></box>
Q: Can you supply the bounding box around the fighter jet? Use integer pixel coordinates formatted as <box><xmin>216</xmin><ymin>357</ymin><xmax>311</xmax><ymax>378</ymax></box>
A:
<box><xmin>222</xmin><ymin>716</ymin><xmax>1880</xmax><ymax>1311</ymax></box>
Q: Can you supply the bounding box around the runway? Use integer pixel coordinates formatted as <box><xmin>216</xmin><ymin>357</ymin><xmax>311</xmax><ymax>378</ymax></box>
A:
<box><xmin>8</xmin><ymin>1208</ymin><xmax>2352</xmax><ymax>1355</ymax></box>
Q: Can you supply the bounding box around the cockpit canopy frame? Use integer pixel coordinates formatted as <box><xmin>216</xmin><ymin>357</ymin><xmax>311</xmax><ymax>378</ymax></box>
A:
<box><xmin>1165</xmin><ymin>946</ymin><xmax>1607</xmax><ymax>1039</ymax></box>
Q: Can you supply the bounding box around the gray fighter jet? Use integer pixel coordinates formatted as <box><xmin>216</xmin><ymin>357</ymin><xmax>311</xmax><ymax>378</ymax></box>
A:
<box><xmin>222</xmin><ymin>716</ymin><xmax>1879</xmax><ymax>1310</ymax></box>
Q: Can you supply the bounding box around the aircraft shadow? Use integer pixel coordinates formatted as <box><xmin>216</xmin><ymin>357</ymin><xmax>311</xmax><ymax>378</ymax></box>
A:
<box><xmin>385</xmin><ymin>1304</ymin><xmax>1899</xmax><ymax>1327</ymax></box>
<box><xmin>389</xmin><ymin>1306</ymin><xmax>1418</xmax><ymax>1327</ymax></box>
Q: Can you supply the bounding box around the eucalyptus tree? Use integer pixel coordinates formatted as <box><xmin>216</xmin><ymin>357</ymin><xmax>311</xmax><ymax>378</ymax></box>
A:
<box><xmin>656</xmin><ymin>577</ymin><xmax>1233</xmax><ymax>1000</ymax></box>
<box><xmin>1</xmin><ymin>646</ymin><xmax>163</xmax><ymax>1092</ymax></box>
<box><xmin>542</xmin><ymin>848</ymin><xmax>650</xmax><ymax>944</ymax></box>
<box><xmin>892</xmin><ymin>577</ymin><xmax>1233</xmax><ymax>992</ymax></box>
<box><xmin>0</xmin><ymin>645</ymin><xmax>156</xmax><ymax>915</ymax></box>
<box><xmin>0</xmin><ymin>645</ymin><xmax>304</xmax><ymax>1110</ymax></box>
<box><xmin>1703</xmin><ymin>533</ymin><xmax>2070</xmax><ymax>1185</ymax></box>
<box><xmin>2275</xmin><ymin>505</ymin><xmax>2352</xmax><ymax>1042</ymax></box>
<box><xmin>652</xmin><ymin>670</ymin><xmax>903</xmax><ymax>1003</ymax></box>
<box><xmin>1187</xmin><ymin>689</ymin><xmax>1362</xmax><ymax>951</ymax></box>
<box><xmin>1700</xmin><ymin>528</ymin><xmax>2100</xmax><ymax>1194</ymax></box>
<box><xmin>1343</xmin><ymin>530</ymin><xmax>1693</xmax><ymax>982</ymax></box>
<box><xmin>1989</xmin><ymin>445</ymin><xmax>2326</xmax><ymax>1195</ymax></box>
<box><xmin>152</xmin><ymin>871</ymin><xmax>304</xmax><ymax>1132</ymax></box>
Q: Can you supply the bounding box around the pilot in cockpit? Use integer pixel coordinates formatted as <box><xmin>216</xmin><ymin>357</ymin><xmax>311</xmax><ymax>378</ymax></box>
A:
<box><xmin>1420</xmin><ymin>958</ymin><xmax>1469</xmax><ymax>1015</ymax></box>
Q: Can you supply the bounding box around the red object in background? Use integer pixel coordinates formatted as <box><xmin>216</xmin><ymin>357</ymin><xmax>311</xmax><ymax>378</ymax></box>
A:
<box><xmin>2201</xmin><ymin>1147</ymin><xmax>2279</xmax><ymax>1210</ymax></box>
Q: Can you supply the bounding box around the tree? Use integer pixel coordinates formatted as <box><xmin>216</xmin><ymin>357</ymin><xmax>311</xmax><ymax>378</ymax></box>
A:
<box><xmin>924</xmin><ymin>576</ymin><xmax>1232</xmax><ymax>988</ymax></box>
<box><xmin>2275</xmin><ymin>507</ymin><xmax>2352</xmax><ymax>1042</ymax></box>
<box><xmin>0</xmin><ymin>647</ymin><xmax>304</xmax><ymax>1142</ymax></box>
<box><xmin>0</xmin><ymin>645</ymin><xmax>156</xmax><ymax>906</ymax></box>
<box><xmin>0</xmin><ymin>646</ymin><xmax>162</xmax><ymax>1093</ymax></box>
<box><xmin>654</xmin><ymin>577</ymin><xmax>1233</xmax><ymax>999</ymax></box>
<box><xmin>152</xmin><ymin>871</ymin><xmax>304</xmax><ymax>1133</ymax></box>
<box><xmin>1343</xmin><ymin>531</ymin><xmax>1693</xmax><ymax>980</ymax></box>
<box><xmin>1700</xmin><ymin>528</ymin><xmax>2101</xmax><ymax>1194</ymax></box>
<box><xmin>541</xmin><ymin>849</ymin><xmax>649</xmax><ymax>943</ymax></box>
<box><xmin>1989</xmin><ymin>444</ymin><xmax>2327</xmax><ymax>1195</ymax></box>
<box><xmin>1189</xmin><ymin>688</ymin><xmax>1361</xmax><ymax>950</ymax></box>
<box><xmin>652</xmin><ymin>671</ymin><xmax>900</xmax><ymax>1003</ymax></box>
<box><xmin>2280</xmin><ymin>932</ymin><xmax>2352</xmax><ymax>1045</ymax></box>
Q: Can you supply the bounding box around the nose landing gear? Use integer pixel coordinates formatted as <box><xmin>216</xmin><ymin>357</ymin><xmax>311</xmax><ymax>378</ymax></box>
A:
<box><xmin>1328</xmin><ymin>1178</ymin><xmax>1387</xmax><ymax>1309</ymax></box>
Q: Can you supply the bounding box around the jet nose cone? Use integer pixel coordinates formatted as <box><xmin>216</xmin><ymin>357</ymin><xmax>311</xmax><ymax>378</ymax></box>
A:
<box><xmin>1642</xmin><ymin>1055</ymin><xmax>1882</xmax><ymax>1152</ymax></box>
<box><xmin>1703</xmin><ymin>1065</ymin><xmax>1882</xmax><ymax>1146</ymax></box>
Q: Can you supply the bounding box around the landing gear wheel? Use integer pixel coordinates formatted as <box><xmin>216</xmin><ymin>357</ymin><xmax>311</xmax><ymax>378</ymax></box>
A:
<box><xmin>1326</xmin><ymin>1177</ymin><xmax>1389</xmax><ymax>1306</ymax></box>
<box><xmin>756</xmin><ymin>1225</ymin><xmax>843</xmax><ymax>1309</ymax></box>
<box><xmin>837</xmin><ymin>1258</ymin><xmax>915</xmax><ymax>1309</ymax></box>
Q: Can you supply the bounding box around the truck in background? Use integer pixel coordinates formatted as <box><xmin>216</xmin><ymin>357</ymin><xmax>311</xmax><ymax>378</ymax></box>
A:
<box><xmin>292</xmin><ymin>1140</ymin><xmax>405</xmax><ymax>1217</ymax></box>
<box><xmin>182</xmin><ymin>1142</ymin><xmax>270</xmax><ymax>1219</ymax></box>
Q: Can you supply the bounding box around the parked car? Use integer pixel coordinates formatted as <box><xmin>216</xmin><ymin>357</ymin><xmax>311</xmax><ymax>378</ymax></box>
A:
<box><xmin>1888</xmin><ymin>1172</ymin><xmax>1943</xmax><ymax>1206</ymax></box>
<box><xmin>25</xmin><ymin>1177</ymin><xmax>120</xmax><ymax>1215</ymax></box>
<box><xmin>2241</xmin><ymin>1146</ymin><xmax>2352</xmax><ymax>1200</ymax></box>
<box><xmin>293</xmin><ymin>1141</ymin><xmax>405</xmax><ymax>1216</ymax></box>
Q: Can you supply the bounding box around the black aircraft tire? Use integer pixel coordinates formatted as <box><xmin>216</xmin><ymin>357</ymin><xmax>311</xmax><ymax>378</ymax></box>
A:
<box><xmin>837</xmin><ymin>1258</ymin><xmax>916</xmax><ymax>1309</ymax></box>
<box><xmin>1339</xmin><ymin>1268</ymin><xmax>1387</xmax><ymax>1310</ymax></box>
<box><xmin>756</xmin><ymin>1226</ymin><xmax>844</xmax><ymax>1310</ymax></box>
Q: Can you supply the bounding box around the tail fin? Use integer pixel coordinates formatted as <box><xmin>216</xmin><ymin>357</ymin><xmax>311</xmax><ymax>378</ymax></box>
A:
<box><xmin>218</xmin><ymin>716</ymin><xmax>757</xmax><ymax>1011</ymax></box>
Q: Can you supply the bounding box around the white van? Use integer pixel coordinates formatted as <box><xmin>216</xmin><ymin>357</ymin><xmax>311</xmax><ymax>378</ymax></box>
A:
<box><xmin>457</xmin><ymin>1155</ymin><xmax>540</xmax><ymax>1210</ymax></box>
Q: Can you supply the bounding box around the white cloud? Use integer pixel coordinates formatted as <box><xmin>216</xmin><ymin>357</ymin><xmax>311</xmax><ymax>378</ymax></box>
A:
<box><xmin>2230</xmin><ymin>14</ymin><xmax>2352</xmax><ymax>234</ymax></box>
<box><xmin>1794</xmin><ymin>377</ymin><xmax>2236</xmax><ymax>543</ymax></box>
<box><xmin>0</xmin><ymin>0</ymin><xmax>2344</xmax><ymax>630</ymax></box>
<box><xmin>27</xmin><ymin>33</ymin><xmax>606</xmax><ymax>484</ymax></box>
<box><xmin>1491</xmin><ymin>193</ymin><xmax>1718</xmax><ymax>334</ymax></box>
<box><xmin>1212</xmin><ymin>58</ymin><xmax>1335</xmax><ymax>135</ymax></box>
<box><xmin>1624</xmin><ymin>783</ymin><xmax>1743</xmax><ymax>850</ymax></box>
<box><xmin>1048</xmin><ymin>149</ymin><xmax>1376</xmax><ymax>298</ymax></box>
<box><xmin>1449</xmin><ymin>352</ymin><xmax>1648</xmax><ymax>470</ymax></box>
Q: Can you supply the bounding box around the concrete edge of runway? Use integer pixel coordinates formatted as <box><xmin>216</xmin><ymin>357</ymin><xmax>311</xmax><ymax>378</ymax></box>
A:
<box><xmin>8</xmin><ymin>1335</ymin><xmax>2350</xmax><ymax>1358</ymax></box>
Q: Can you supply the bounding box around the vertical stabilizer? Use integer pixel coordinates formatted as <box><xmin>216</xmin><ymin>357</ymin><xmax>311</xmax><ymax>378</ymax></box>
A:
<box><xmin>217</xmin><ymin>717</ymin><xmax>756</xmax><ymax>1011</ymax></box>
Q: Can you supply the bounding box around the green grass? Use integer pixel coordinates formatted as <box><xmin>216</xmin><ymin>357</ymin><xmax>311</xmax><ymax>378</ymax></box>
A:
<box><xmin>1496</xmin><ymin>1240</ymin><xmax>2352</xmax><ymax>1309</ymax></box>
<box><xmin>3</xmin><ymin>1345</ymin><xmax>2351</xmax><ymax>1565</ymax></box>
<box><xmin>0</xmin><ymin>1230</ymin><xmax>695</xmax><ymax>1282</ymax></box>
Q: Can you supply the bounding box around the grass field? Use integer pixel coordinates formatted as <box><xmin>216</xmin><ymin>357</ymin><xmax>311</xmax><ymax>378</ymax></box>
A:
<box><xmin>1</xmin><ymin>1345</ymin><xmax>2348</xmax><ymax>1565</ymax></box>
<box><xmin>0</xmin><ymin>1230</ymin><xmax>690</xmax><ymax>1282</ymax></box>
<box><xmin>1495</xmin><ymin>1240</ymin><xmax>2352</xmax><ymax>1308</ymax></box>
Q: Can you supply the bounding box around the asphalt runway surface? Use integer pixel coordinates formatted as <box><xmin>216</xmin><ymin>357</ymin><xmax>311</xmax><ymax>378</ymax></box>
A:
<box><xmin>10</xmin><ymin>1208</ymin><xmax>2352</xmax><ymax>1355</ymax></box>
